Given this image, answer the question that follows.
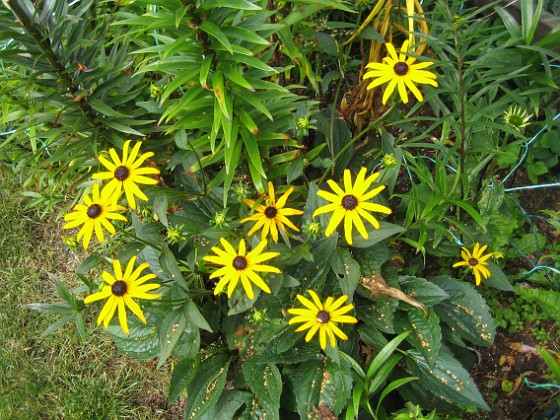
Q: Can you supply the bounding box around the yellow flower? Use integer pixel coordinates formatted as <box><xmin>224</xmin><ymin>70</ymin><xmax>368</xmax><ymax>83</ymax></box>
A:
<box><xmin>83</xmin><ymin>256</ymin><xmax>162</xmax><ymax>334</ymax></box>
<box><xmin>203</xmin><ymin>238</ymin><xmax>280</xmax><ymax>299</ymax></box>
<box><xmin>92</xmin><ymin>140</ymin><xmax>160</xmax><ymax>210</ymax></box>
<box><xmin>287</xmin><ymin>290</ymin><xmax>357</xmax><ymax>350</ymax></box>
<box><xmin>241</xmin><ymin>182</ymin><xmax>303</xmax><ymax>243</ymax></box>
<box><xmin>63</xmin><ymin>183</ymin><xmax>127</xmax><ymax>250</ymax></box>
<box><xmin>452</xmin><ymin>242</ymin><xmax>494</xmax><ymax>286</ymax></box>
<box><xmin>313</xmin><ymin>167</ymin><xmax>392</xmax><ymax>245</ymax></box>
<box><xmin>363</xmin><ymin>40</ymin><xmax>438</xmax><ymax>105</ymax></box>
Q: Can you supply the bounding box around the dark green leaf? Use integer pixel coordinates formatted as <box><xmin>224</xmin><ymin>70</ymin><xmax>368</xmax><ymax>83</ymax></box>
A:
<box><xmin>169</xmin><ymin>357</ymin><xmax>196</xmax><ymax>404</ymax></box>
<box><xmin>157</xmin><ymin>307</ymin><xmax>187</xmax><ymax>368</ymax></box>
<box><xmin>185</xmin><ymin>353</ymin><xmax>231</xmax><ymax>419</ymax></box>
<box><xmin>398</xmin><ymin>275</ymin><xmax>449</xmax><ymax>307</ymax></box>
<box><xmin>407</xmin><ymin>347</ymin><xmax>490</xmax><ymax>410</ymax></box>
<box><xmin>432</xmin><ymin>276</ymin><xmax>495</xmax><ymax>346</ymax></box>
<box><xmin>243</xmin><ymin>359</ymin><xmax>282</xmax><ymax>418</ymax></box>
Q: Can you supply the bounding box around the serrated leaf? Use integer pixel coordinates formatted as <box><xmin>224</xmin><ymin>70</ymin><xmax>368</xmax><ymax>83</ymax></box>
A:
<box><xmin>407</xmin><ymin>347</ymin><xmax>490</xmax><ymax>410</ymax></box>
<box><xmin>106</xmin><ymin>321</ymin><xmax>160</xmax><ymax>359</ymax></box>
<box><xmin>398</xmin><ymin>275</ymin><xmax>449</xmax><ymax>306</ymax></box>
<box><xmin>515</xmin><ymin>287</ymin><xmax>560</xmax><ymax>322</ymax></box>
<box><xmin>169</xmin><ymin>357</ymin><xmax>196</xmax><ymax>404</ymax></box>
<box><xmin>352</xmin><ymin>242</ymin><xmax>390</xmax><ymax>276</ymax></box>
<box><xmin>395</xmin><ymin>308</ymin><xmax>442</xmax><ymax>369</ymax></box>
<box><xmin>432</xmin><ymin>276</ymin><xmax>495</xmax><ymax>346</ymax></box>
<box><xmin>243</xmin><ymin>359</ymin><xmax>282</xmax><ymax>418</ymax></box>
<box><xmin>185</xmin><ymin>353</ymin><xmax>231</xmax><ymax>419</ymax></box>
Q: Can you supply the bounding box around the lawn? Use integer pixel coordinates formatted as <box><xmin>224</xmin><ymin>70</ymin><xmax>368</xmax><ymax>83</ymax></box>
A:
<box><xmin>0</xmin><ymin>167</ymin><xmax>183</xmax><ymax>419</ymax></box>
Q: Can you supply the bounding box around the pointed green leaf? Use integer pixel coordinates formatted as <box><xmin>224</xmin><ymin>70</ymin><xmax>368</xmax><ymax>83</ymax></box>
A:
<box><xmin>185</xmin><ymin>353</ymin><xmax>231</xmax><ymax>419</ymax></box>
<box><xmin>407</xmin><ymin>347</ymin><xmax>490</xmax><ymax>410</ymax></box>
<box><xmin>199</xmin><ymin>0</ymin><xmax>262</xmax><ymax>10</ymax></box>
<box><xmin>432</xmin><ymin>276</ymin><xmax>495</xmax><ymax>346</ymax></box>
<box><xmin>169</xmin><ymin>357</ymin><xmax>197</xmax><ymax>404</ymax></box>
<box><xmin>398</xmin><ymin>275</ymin><xmax>449</xmax><ymax>306</ymax></box>
<box><xmin>199</xmin><ymin>21</ymin><xmax>233</xmax><ymax>54</ymax></box>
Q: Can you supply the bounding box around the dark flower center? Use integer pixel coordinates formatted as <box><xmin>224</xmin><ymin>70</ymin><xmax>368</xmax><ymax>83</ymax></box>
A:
<box><xmin>316</xmin><ymin>310</ymin><xmax>330</xmax><ymax>324</ymax></box>
<box><xmin>341</xmin><ymin>195</ymin><xmax>358</xmax><ymax>210</ymax></box>
<box><xmin>114</xmin><ymin>165</ymin><xmax>130</xmax><ymax>181</ymax></box>
<box><xmin>468</xmin><ymin>258</ymin><xmax>479</xmax><ymax>267</ymax></box>
<box><xmin>233</xmin><ymin>256</ymin><xmax>248</xmax><ymax>270</ymax></box>
<box><xmin>112</xmin><ymin>280</ymin><xmax>127</xmax><ymax>296</ymax></box>
<box><xmin>393</xmin><ymin>62</ymin><xmax>409</xmax><ymax>76</ymax></box>
<box><xmin>87</xmin><ymin>204</ymin><xmax>102</xmax><ymax>219</ymax></box>
<box><xmin>264</xmin><ymin>206</ymin><xmax>278</xmax><ymax>218</ymax></box>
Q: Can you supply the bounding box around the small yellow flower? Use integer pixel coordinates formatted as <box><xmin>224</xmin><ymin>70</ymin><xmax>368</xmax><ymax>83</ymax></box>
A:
<box><xmin>363</xmin><ymin>40</ymin><xmax>438</xmax><ymax>105</ymax></box>
<box><xmin>92</xmin><ymin>140</ymin><xmax>160</xmax><ymax>210</ymax></box>
<box><xmin>63</xmin><ymin>183</ymin><xmax>127</xmax><ymax>250</ymax></box>
<box><xmin>287</xmin><ymin>290</ymin><xmax>358</xmax><ymax>350</ymax></box>
<box><xmin>241</xmin><ymin>182</ymin><xmax>303</xmax><ymax>243</ymax></box>
<box><xmin>84</xmin><ymin>256</ymin><xmax>162</xmax><ymax>334</ymax></box>
<box><xmin>452</xmin><ymin>242</ymin><xmax>494</xmax><ymax>286</ymax></box>
<box><xmin>313</xmin><ymin>167</ymin><xmax>392</xmax><ymax>245</ymax></box>
<box><xmin>203</xmin><ymin>238</ymin><xmax>281</xmax><ymax>299</ymax></box>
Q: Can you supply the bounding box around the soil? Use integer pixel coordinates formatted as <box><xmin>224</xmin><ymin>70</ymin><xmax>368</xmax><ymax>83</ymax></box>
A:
<box><xmin>465</xmin><ymin>329</ymin><xmax>559</xmax><ymax>420</ymax></box>
<box><xmin>464</xmin><ymin>171</ymin><xmax>560</xmax><ymax>420</ymax></box>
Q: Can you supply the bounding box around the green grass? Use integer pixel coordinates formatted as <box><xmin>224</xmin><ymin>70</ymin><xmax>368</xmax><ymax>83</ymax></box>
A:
<box><xmin>0</xmin><ymin>167</ymin><xmax>183</xmax><ymax>419</ymax></box>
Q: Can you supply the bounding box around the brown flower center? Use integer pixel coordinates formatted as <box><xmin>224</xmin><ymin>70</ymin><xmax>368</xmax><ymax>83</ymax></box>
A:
<box><xmin>341</xmin><ymin>195</ymin><xmax>358</xmax><ymax>210</ymax></box>
<box><xmin>233</xmin><ymin>256</ymin><xmax>248</xmax><ymax>270</ymax></box>
<box><xmin>393</xmin><ymin>62</ymin><xmax>409</xmax><ymax>76</ymax></box>
<box><xmin>316</xmin><ymin>310</ymin><xmax>330</xmax><ymax>324</ymax></box>
<box><xmin>112</xmin><ymin>280</ymin><xmax>127</xmax><ymax>296</ymax></box>
<box><xmin>114</xmin><ymin>165</ymin><xmax>130</xmax><ymax>181</ymax></box>
<box><xmin>264</xmin><ymin>206</ymin><xmax>278</xmax><ymax>218</ymax></box>
<box><xmin>468</xmin><ymin>258</ymin><xmax>479</xmax><ymax>267</ymax></box>
<box><xmin>87</xmin><ymin>204</ymin><xmax>102</xmax><ymax>219</ymax></box>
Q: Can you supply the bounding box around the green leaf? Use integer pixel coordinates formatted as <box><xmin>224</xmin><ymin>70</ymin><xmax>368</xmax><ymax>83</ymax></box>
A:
<box><xmin>395</xmin><ymin>308</ymin><xmax>442</xmax><ymax>369</ymax></box>
<box><xmin>103</xmin><ymin>120</ymin><xmax>144</xmax><ymax>136</ymax></box>
<box><xmin>160</xmin><ymin>246</ymin><xmax>185</xmax><ymax>285</ymax></box>
<box><xmin>485</xmin><ymin>261</ymin><xmax>514</xmax><ymax>291</ymax></box>
<box><xmin>187</xmin><ymin>300</ymin><xmax>213</xmax><ymax>332</ymax></box>
<box><xmin>199</xmin><ymin>0</ymin><xmax>262</xmax><ymax>10</ymax></box>
<box><xmin>350</xmin><ymin>222</ymin><xmax>406</xmax><ymax>248</ymax></box>
<box><xmin>287</xmin><ymin>155</ymin><xmax>304</xmax><ymax>183</ymax></box>
<box><xmin>76</xmin><ymin>254</ymin><xmax>102</xmax><ymax>274</ymax></box>
<box><xmin>185</xmin><ymin>353</ymin><xmax>231</xmax><ymax>419</ymax></box>
<box><xmin>365</xmin><ymin>331</ymin><xmax>409</xmax><ymax>382</ymax></box>
<box><xmin>291</xmin><ymin>357</ymin><xmax>353</xmax><ymax>417</ymax></box>
<box><xmin>106</xmin><ymin>321</ymin><xmax>160</xmax><ymax>359</ymax></box>
<box><xmin>407</xmin><ymin>347</ymin><xmax>490</xmax><ymax>410</ymax></box>
<box><xmin>539</xmin><ymin>347</ymin><xmax>560</xmax><ymax>381</ymax></box>
<box><xmin>153</xmin><ymin>193</ymin><xmax>169</xmax><ymax>227</ymax></box>
<box><xmin>243</xmin><ymin>359</ymin><xmax>282</xmax><ymax>418</ymax></box>
<box><xmin>515</xmin><ymin>287</ymin><xmax>560</xmax><ymax>323</ymax></box>
<box><xmin>157</xmin><ymin>307</ymin><xmax>187</xmax><ymax>368</ymax></box>
<box><xmin>331</xmin><ymin>248</ymin><xmax>360</xmax><ymax>298</ymax></box>
<box><xmin>398</xmin><ymin>275</ymin><xmax>449</xmax><ymax>307</ymax></box>
<box><xmin>169</xmin><ymin>357</ymin><xmax>196</xmax><ymax>404</ymax></box>
<box><xmin>199</xmin><ymin>21</ymin><xmax>233</xmax><ymax>54</ymax></box>
<box><xmin>448</xmin><ymin>199</ymin><xmax>485</xmax><ymax>230</ymax></box>
<box><xmin>432</xmin><ymin>276</ymin><xmax>495</xmax><ymax>346</ymax></box>
<box><xmin>200</xmin><ymin>390</ymin><xmax>253</xmax><ymax>420</ymax></box>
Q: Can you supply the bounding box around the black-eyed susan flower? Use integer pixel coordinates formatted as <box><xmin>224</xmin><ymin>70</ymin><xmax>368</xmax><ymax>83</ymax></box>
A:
<box><xmin>92</xmin><ymin>140</ymin><xmax>160</xmax><ymax>210</ymax></box>
<box><xmin>452</xmin><ymin>242</ymin><xmax>494</xmax><ymax>286</ymax></box>
<box><xmin>203</xmin><ymin>238</ymin><xmax>280</xmax><ymax>299</ymax></box>
<box><xmin>287</xmin><ymin>290</ymin><xmax>357</xmax><ymax>350</ymax></box>
<box><xmin>504</xmin><ymin>105</ymin><xmax>531</xmax><ymax>130</ymax></box>
<box><xmin>363</xmin><ymin>40</ymin><xmax>438</xmax><ymax>105</ymax></box>
<box><xmin>83</xmin><ymin>256</ymin><xmax>161</xmax><ymax>334</ymax></box>
<box><xmin>63</xmin><ymin>183</ymin><xmax>127</xmax><ymax>250</ymax></box>
<box><xmin>241</xmin><ymin>182</ymin><xmax>303</xmax><ymax>243</ymax></box>
<box><xmin>313</xmin><ymin>167</ymin><xmax>392</xmax><ymax>245</ymax></box>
